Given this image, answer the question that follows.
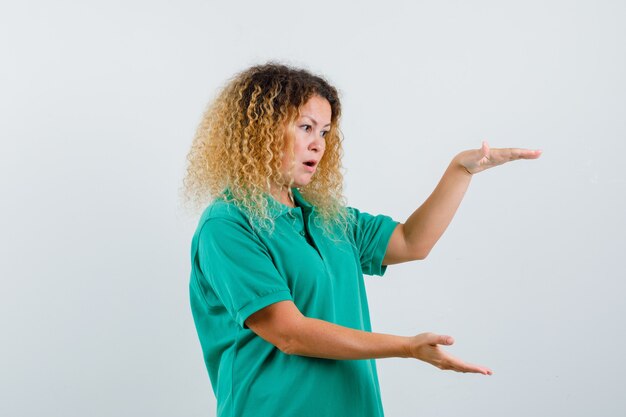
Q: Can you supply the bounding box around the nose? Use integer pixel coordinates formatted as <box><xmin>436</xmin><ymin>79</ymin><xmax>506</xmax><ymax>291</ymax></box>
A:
<box><xmin>309</xmin><ymin>134</ymin><xmax>325</xmax><ymax>153</ymax></box>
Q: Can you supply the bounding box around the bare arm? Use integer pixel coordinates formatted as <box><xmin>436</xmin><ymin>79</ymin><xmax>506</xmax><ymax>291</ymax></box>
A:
<box><xmin>383</xmin><ymin>159</ymin><xmax>471</xmax><ymax>264</ymax></box>
<box><xmin>245</xmin><ymin>300</ymin><xmax>492</xmax><ymax>375</ymax></box>
<box><xmin>384</xmin><ymin>141</ymin><xmax>542</xmax><ymax>264</ymax></box>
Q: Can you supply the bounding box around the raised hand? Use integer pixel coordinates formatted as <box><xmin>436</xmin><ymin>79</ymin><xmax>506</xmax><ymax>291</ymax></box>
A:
<box><xmin>408</xmin><ymin>332</ymin><xmax>493</xmax><ymax>375</ymax></box>
<box><xmin>455</xmin><ymin>141</ymin><xmax>542</xmax><ymax>175</ymax></box>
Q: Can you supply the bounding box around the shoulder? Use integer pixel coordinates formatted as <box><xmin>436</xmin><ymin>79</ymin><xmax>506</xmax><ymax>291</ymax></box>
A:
<box><xmin>194</xmin><ymin>198</ymin><xmax>254</xmax><ymax>241</ymax></box>
<box><xmin>345</xmin><ymin>206</ymin><xmax>394</xmax><ymax>223</ymax></box>
<box><xmin>199</xmin><ymin>198</ymin><xmax>248</xmax><ymax>225</ymax></box>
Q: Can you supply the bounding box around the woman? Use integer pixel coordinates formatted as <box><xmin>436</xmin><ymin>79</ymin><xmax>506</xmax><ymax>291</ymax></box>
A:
<box><xmin>183</xmin><ymin>63</ymin><xmax>541</xmax><ymax>417</ymax></box>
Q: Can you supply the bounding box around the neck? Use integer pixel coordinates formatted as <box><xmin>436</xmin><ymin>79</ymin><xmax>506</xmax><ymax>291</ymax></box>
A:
<box><xmin>270</xmin><ymin>184</ymin><xmax>296</xmax><ymax>208</ymax></box>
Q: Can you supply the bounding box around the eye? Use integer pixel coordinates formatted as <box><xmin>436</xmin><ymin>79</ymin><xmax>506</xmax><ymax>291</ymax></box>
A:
<box><xmin>321</xmin><ymin>130</ymin><xmax>329</xmax><ymax>138</ymax></box>
<box><xmin>300</xmin><ymin>124</ymin><xmax>312</xmax><ymax>132</ymax></box>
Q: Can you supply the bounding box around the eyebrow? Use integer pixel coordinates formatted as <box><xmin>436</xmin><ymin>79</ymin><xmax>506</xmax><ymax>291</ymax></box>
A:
<box><xmin>301</xmin><ymin>115</ymin><xmax>331</xmax><ymax>128</ymax></box>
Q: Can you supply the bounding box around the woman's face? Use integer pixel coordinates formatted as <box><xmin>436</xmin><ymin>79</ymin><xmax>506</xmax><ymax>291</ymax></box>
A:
<box><xmin>280</xmin><ymin>95</ymin><xmax>331</xmax><ymax>188</ymax></box>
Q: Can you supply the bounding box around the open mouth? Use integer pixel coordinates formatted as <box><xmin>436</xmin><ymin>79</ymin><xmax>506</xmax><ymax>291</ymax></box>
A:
<box><xmin>303</xmin><ymin>160</ymin><xmax>317</xmax><ymax>168</ymax></box>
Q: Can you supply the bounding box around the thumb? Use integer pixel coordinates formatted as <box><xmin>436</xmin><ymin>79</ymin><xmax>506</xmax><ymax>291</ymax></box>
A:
<box><xmin>427</xmin><ymin>333</ymin><xmax>455</xmax><ymax>346</ymax></box>
<box><xmin>481</xmin><ymin>140</ymin><xmax>490</xmax><ymax>157</ymax></box>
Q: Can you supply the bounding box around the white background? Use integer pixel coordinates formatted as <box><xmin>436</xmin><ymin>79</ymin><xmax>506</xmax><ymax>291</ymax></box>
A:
<box><xmin>2</xmin><ymin>1</ymin><xmax>625</xmax><ymax>416</ymax></box>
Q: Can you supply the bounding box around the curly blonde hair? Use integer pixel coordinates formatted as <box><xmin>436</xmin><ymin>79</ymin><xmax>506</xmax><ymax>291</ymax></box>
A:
<box><xmin>182</xmin><ymin>63</ymin><xmax>351</xmax><ymax>234</ymax></box>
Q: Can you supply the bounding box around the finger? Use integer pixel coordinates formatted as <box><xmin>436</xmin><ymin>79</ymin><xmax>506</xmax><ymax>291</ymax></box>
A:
<box><xmin>451</xmin><ymin>360</ymin><xmax>493</xmax><ymax>375</ymax></box>
<box><xmin>495</xmin><ymin>147</ymin><xmax>542</xmax><ymax>160</ymax></box>
<box><xmin>426</xmin><ymin>333</ymin><xmax>455</xmax><ymax>346</ymax></box>
<box><xmin>517</xmin><ymin>148</ymin><xmax>542</xmax><ymax>159</ymax></box>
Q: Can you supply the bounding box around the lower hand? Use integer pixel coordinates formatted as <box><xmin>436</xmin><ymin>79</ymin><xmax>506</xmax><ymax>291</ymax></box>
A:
<box><xmin>455</xmin><ymin>141</ymin><xmax>542</xmax><ymax>175</ymax></box>
<box><xmin>407</xmin><ymin>332</ymin><xmax>493</xmax><ymax>375</ymax></box>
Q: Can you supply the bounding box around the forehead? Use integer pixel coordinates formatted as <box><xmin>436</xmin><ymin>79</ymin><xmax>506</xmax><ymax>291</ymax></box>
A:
<box><xmin>298</xmin><ymin>95</ymin><xmax>332</xmax><ymax>122</ymax></box>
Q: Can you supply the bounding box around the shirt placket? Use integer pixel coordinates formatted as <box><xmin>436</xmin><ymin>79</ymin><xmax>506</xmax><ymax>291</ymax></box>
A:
<box><xmin>288</xmin><ymin>208</ymin><xmax>306</xmax><ymax>238</ymax></box>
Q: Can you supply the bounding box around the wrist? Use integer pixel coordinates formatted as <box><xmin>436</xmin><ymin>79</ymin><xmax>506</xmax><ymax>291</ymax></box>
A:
<box><xmin>451</xmin><ymin>154</ymin><xmax>473</xmax><ymax>176</ymax></box>
<box><xmin>401</xmin><ymin>336</ymin><xmax>413</xmax><ymax>359</ymax></box>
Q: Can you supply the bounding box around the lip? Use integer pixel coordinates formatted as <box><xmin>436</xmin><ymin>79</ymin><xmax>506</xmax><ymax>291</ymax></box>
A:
<box><xmin>302</xmin><ymin>160</ymin><xmax>318</xmax><ymax>173</ymax></box>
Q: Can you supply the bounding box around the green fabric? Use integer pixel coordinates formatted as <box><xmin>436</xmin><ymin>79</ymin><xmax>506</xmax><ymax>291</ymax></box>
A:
<box><xmin>189</xmin><ymin>188</ymin><xmax>399</xmax><ymax>417</ymax></box>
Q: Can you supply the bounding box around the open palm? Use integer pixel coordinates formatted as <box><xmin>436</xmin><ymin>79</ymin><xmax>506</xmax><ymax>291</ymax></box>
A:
<box><xmin>408</xmin><ymin>332</ymin><xmax>493</xmax><ymax>375</ymax></box>
<box><xmin>457</xmin><ymin>141</ymin><xmax>542</xmax><ymax>175</ymax></box>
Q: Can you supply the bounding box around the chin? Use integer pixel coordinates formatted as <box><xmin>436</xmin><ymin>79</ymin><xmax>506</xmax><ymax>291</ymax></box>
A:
<box><xmin>293</xmin><ymin>177</ymin><xmax>314</xmax><ymax>188</ymax></box>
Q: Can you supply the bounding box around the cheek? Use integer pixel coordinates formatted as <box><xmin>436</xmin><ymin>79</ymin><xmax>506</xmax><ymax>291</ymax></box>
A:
<box><xmin>291</xmin><ymin>137</ymin><xmax>308</xmax><ymax>156</ymax></box>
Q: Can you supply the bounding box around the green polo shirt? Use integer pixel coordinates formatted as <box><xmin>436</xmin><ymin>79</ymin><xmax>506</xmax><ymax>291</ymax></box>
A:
<box><xmin>189</xmin><ymin>188</ymin><xmax>399</xmax><ymax>417</ymax></box>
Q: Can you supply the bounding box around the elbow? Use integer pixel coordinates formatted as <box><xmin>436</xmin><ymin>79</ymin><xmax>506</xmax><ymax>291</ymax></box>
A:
<box><xmin>408</xmin><ymin>244</ymin><xmax>431</xmax><ymax>261</ymax></box>
<box><xmin>279</xmin><ymin>316</ymin><xmax>311</xmax><ymax>356</ymax></box>
<box><xmin>401</xmin><ymin>229</ymin><xmax>432</xmax><ymax>261</ymax></box>
<box><xmin>415</xmin><ymin>247</ymin><xmax>431</xmax><ymax>260</ymax></box>
<box><xmin>252</xmin><ymin>329</ymin><xmax>299</xmax><ymax>356</ymax></box>
<box><xmin>414</xmin><ymin>252</ymin><xmax>428</xmax><ymax>261</ymax></box>
<box><xmin>277</xmin><ymin>323</ymin><xmax>304</xmax><ymax>356</ymax></box>
<box><xmin>279</xmin><ymin>335</ymin><xmax>298</xmax><ymax>356</ymax></box>
<box><xmin>244</xmin><ymin>300</ymin><xmax>307</xmax><ymax>356</ymax></box>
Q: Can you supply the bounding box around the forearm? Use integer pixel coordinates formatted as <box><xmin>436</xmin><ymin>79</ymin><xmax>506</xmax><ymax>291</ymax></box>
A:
<box><xmin>403</xmin><ymin>157</ymin><xmax>472</xmax><ymax>256</ymax></box>
<box><xmin>284</xmin><ymin>316</ymin><xmax>411</xmax><ymax>360</ymax></box>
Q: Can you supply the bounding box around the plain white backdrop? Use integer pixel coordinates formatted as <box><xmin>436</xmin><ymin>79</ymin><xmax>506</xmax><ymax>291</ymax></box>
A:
<box><xmin>2</xmin><ymin>1</ymin><xmax>625</xmax><ymax>416</ymax></box>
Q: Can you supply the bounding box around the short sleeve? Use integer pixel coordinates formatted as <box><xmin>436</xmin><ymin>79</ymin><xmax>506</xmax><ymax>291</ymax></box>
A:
<box><xmin>348</xmin><ymin>207</ymin><xmax>399</xmax><ymax>276</ymax></box>
<box><xmin>195</xmin><ymin>218</ymin><xmax>293</xmax><ymax>329</ymax></box>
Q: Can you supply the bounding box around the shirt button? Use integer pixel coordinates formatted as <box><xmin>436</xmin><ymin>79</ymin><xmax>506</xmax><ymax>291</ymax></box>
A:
<box><xmin>299</xmin><ymin>230</ymin><xmax>306</xmax><ymax>236</ymax></box>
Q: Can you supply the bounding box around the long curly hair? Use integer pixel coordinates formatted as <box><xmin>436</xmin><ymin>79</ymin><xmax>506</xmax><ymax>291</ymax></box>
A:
<box><xmin>182</xmin><ymin>63</ymin><xmax>351</xmax><ymax>234</ymax></box>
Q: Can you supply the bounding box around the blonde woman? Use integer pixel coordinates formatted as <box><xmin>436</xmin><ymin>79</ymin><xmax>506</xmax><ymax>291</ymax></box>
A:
<box><xmin>184</xmin><ymin>63</ymin><xmax>541</xmax><ymax>417</ymax></box>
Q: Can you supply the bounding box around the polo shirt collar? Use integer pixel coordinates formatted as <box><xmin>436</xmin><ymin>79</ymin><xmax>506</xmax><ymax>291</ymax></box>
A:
<box><xmin>266</xmin><ymin>188</ymin><xmax>314</xmax><ymax>218</ymax></box>
<box><xmin>292</xmin><ymin>188</ymin><xmax>313</xmax><ymax>212</ymax></box>
<box><xmin>221</xmin><ymin>187</ymin><xmax>314</xmax><ymax>219</ymax></box>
